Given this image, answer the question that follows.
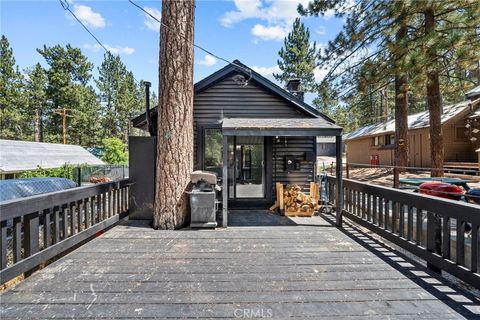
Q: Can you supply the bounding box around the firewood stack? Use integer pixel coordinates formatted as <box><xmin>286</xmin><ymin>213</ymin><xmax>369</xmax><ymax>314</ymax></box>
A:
<box><xmin>283</xmin><ymin>185</ymin><xmax>317</xmax><ymax>217</ymax></box>
<box><xmin>89</xmin><ymin>176</ymin><xmax>112</xmax><ymax>184</ymax></box>
<box><xmin>269</xmin><ymin>182</ymin><xmax>319</xmax><ymax>217</ymax></box>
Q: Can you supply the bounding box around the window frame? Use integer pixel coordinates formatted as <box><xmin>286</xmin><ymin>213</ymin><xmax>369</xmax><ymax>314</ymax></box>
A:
<box><xmin>197</xmin><ymin>123</ymin><xmax>223</xmax><ymax>171</ymax></box>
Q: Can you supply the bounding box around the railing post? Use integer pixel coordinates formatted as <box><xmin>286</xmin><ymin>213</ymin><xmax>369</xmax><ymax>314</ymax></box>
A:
<box><xmin>13</xmin><ymin>217</ymin><xmax>22</xmax><ymax>262</ymax></box>
<box><xmin>335</xmin><ymin>135</ymin><xmax>343</xmax><ymax>227</ymax></box>
<box><xmin>222</xmin><ymin>135</ymin><xmax>228</xmax><ymax>228</ymax></box>
<box><xmin>426</xmin><ymin>211</ymin><xmax>442</xmax><ymax>273</ymax></box>
<box><xmin>24</xmin><ymin>212</ymin><xmax>39</xmax><ymax>257</ymax></box>
<box><xmin>0</xmin><ymin>221</ymin><xmax>7</xmax><ymax>269</ymax></box>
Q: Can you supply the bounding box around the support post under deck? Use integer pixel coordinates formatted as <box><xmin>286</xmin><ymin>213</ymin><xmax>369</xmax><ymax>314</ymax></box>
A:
<box><xmin>335</xmin><ymin>135</ymin><xmax>344</xmax><ymax>227</ymax></box>
<box><xmin>222</xmin><ymin>135</ymin><xmax>228</xmax><ymax>227</ymax></box>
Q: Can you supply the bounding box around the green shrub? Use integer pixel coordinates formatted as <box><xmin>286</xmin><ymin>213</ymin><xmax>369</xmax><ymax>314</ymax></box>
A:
<box><xmin>101</xmin><ymin>137</ymin><xmax>128</xmax><ymax>164</ymax></box>
<box><xmin>18</xmin><ymin>164</ymin><xmax>77</xmax><ymax>180</ymax></box>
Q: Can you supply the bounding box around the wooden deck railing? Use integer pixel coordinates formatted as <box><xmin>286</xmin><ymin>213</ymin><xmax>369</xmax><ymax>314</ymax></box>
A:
<box><xmin>325</xmin><ymin>176</ymin><xmax>480</xmax><ymax>289</ymax></box>
<box><xmin>0</xmin><ymin>179</ymin><xmax>130</xmax><ymax>284</ymax></box>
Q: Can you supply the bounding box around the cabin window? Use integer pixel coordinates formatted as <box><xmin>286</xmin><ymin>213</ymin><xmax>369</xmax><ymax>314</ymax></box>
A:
<box><xmin>385</xmin><ymin>134</ymin><xmax>395</xmax><ymax>146</ymax></box>
<box><xmin>455</xmin><ymin>126</ymin><xmax>467</xmax><ymax>140</ymax></box>
<box><xmin>372</xmin><ymin>136</ymin><xmax>379</xmax><ymax>146</ymax></box>
<box><xmin>203</xmin><ymin>128</ymin><xmax>223</xmax><ymax>177</ymax></box>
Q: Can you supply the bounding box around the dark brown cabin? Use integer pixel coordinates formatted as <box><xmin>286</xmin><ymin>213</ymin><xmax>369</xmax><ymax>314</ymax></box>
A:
<box><xmin>130</xmin><ymin>60</ymin><xmax>342</xmax><ymax>225</ymax></box>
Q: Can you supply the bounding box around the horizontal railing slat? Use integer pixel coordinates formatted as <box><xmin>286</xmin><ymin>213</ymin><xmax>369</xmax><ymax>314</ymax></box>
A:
<box><xmin>325</xmin><ymin>175</ymin><xmax>480</xmax><ymax>290</ymax></box>
<box><xmin>0</xmin><ymin>179</ymin><xmax>130</xmax><ymax>221</ymax></box>
<box><xmin>0</xmin><ymin>180</ymin><xmax>130</xmax><ymax>285</ymax></box>
<box><xmin>344</xmin><ymin>210</ymin><xmax>480</xmax><ymax>289</ymax></box>
<box><xmin>0</xmin><ymin>215</ymin><xmax>121</xmax><ymax>284</ymax></box>
<box><xmin>328</xmin><ymin>177</ymin><xmax>480</xmax><ymax>222</ymax></box>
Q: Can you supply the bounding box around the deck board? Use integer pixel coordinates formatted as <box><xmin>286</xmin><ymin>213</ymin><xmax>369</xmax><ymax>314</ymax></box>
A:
<box><xmin>1</xmin><ymin>211</ymin><xmax>479</xmax><ymax>319</ymax></box>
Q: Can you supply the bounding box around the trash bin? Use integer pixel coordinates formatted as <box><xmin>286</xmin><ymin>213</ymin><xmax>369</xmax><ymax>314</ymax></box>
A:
<box><xmin>188</xmin><ymin>171</ymin><xmax>218</xmax><ymax>228</ymax></box>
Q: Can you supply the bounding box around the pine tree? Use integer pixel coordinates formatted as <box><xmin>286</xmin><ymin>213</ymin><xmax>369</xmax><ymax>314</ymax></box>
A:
<box><xmin>69</xmin><ymin>84</ymin><xmax>102</xmax><ymax>146</ymax></box>
<box><xmin>117</xmin><ymin>71</ymin><xmax>141</xmax><ymax>144</ymax></box>
<box><xmin>300</xmin><ymin>0</ymin><xmax>480</xmax><ymax>177</ymax></box>
<box><xmin>404</xmin><ymin>0</ymin><xmax>480</xmax><ymax>176</ymax></box>
<box><xmin>274</xmin><ymin>18</ymin><xmax>317</xmax><ymax>91</ymax></box>
<box><xmin>96</xmin><ymin>53</ymin><xmax>126</xmax><ymax>139</ymax></box>
<box><xmin>300</xmin><ymin>0</ymin><xmax>411</xmax><ymax>176</ymax></box>
<box><xmin>37</xmin><ymin>44</ymin><xmax>93</xmax><ymax>143</ymax></box>
<box><xmin>25</xmin><ymin>63</ymin><xmax>48</xmax><ymax>142</ymax></box>
<box><xmin>0</xmin><ymin>35</ymin><xmax>27</xmax><ymax>139</ymax></box>
<box><xmin>154</xmin><ymin>0</ymin><xmax>195</xmax><ymax>229</ymax></box>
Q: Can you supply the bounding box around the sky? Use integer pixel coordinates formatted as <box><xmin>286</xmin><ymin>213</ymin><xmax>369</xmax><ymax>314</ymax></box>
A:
<box><xmin>1</xmin><ymin>0</ymin><xmax>344</xmax><ymax>103</ymax></box>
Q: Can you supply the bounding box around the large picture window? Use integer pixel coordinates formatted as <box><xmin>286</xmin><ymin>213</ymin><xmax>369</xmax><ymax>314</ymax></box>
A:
<box><xmin>203</xmin><ymin>128</ymin><xmax>223</xmax><ymax>177</ymax></box>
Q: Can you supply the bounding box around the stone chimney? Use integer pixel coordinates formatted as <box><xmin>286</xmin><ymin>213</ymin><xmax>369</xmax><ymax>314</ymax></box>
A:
<box><xmin>286</xmin><ymin>79</ymin><xmax>304</xmax><ymax>101</ymax></box>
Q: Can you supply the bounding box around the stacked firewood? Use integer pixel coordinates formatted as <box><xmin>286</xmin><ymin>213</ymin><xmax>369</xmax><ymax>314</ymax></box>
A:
<box><xmin>283</xmin><ymin>185</ymin><xmax>317</xmax><ymax>217</ymax></box>
<box><xmin>89</xmin><ymin>176</ymin><xmax>111</xmax><ymax>184</ymax></box>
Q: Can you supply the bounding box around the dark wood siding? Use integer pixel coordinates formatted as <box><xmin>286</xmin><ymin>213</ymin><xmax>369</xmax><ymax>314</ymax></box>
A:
<box><xmin>193</xmin><ymin>74</ymin><xmax>317</xmax><ymax>203</ymax></box>
<box><xmin>194</xmin><ymin>74</ymin><xmax>310</xmax><ymax>169</ymax></box>
<box><xmin>272</xmin><ymin>136</ymin><xmax>316</xmax><ymax>197</ymax></box>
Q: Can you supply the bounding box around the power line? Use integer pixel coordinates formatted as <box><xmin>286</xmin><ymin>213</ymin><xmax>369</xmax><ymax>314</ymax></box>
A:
<box><xmin>59</xmin><ymin>0</ymin><xmax>109</xmax><ymax>54</ymax></box>
<box><xmin>58</xmin><ymin>0</ymin><xmax>142</xmax><ymax>85</ymax></box>
<box><xmin>128</xmin><ymin>0</ymin><xmax>252</xmax><ymax>81</ymax></box>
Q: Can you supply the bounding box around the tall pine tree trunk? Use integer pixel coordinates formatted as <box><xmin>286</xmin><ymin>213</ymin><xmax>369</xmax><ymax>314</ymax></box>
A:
<box><xmin>153</xmin><ymin>0</ymin><xmax>195</xmax><ymax>229</ymax></box>
<box><xmin>393</xmin><ymin>3</ymin><xmax>409</xmax><ymax>187</ymax></box>
<box><xmin>425</xmin><ymin>7</ymin><xmax>444</xmax><ymax>177</ymax></box>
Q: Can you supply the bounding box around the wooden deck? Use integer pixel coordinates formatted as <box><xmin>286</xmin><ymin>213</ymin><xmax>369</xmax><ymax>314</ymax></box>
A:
<box><xmin>1</xmin><ymin>211</ymin><xmax>479</xmax><ymax>319</ymax></box>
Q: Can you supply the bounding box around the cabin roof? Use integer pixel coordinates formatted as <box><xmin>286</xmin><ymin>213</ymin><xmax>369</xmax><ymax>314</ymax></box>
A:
<box><xmin>344</xmin><ymin>99</ymin><xmax>479</xmax><ymax>141</ymax></box>
<box><xmin>466</xmin><ymin>85</ymin><xmax>480</xmax><ymax>100</ymax></box>
<box><xmin>222</xmin><ymin>118</ymin><xmax>342</xmax><ymax>137</ymax></box>
<box><xmin>131</xmin><ymin>60</ymin><xmax>335</xmax><ymax>129</ymax></box>
<box><xmin>0</xmin><ymin>139</ymin><xmax>104</xmax><ymax>173</ymax></box>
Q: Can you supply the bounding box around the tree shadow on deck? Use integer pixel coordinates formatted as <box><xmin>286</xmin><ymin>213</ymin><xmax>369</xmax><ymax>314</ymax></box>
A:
<box><xmin>320</xmin><ymin>213</ymin><xmax>480</xmax><ymax>319</ymax></box>
<box><xmin>228</xmin><ymin>210</ymin><xmax>298</xmax><ymax>227</ymax></box>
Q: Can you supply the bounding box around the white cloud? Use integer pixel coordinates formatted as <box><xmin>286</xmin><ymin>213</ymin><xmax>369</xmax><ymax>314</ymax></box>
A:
<box><xmin>143</xmin><ymin>7</ymin><xmax>161</xmax><ymax>32</ymax></box>
<box><xmin>251</xmin><ymin>24</ymin><xmax>287</xmax><ymax>41</ymax></box>
<box><xmin>220</xmin><ymin>0</ymin><xmax>310</xmax><ymax>43</ymax></box>
<box><xmin>323</xmin><ymin>9</ymin><xmax>335</xmax><ymax>19</ymax></box>
<box><xmin>198</xmin><ymin>54</ymin><xmax>218</xmax><ymax>67</ymax></box>
<box><xmin>316</xmin><ymin>26</ymin><xmax>326</xmax><ymax>35</ymax></box>
<box><xmin>251</xmin><ymin>65</ymin><xmax>281</xmax><ymax>83</ymax></box>
<box><xmin>72</xmin><ymin>4</ymin><xmax>105</xmax><ymax>29</ymax></box>
<box><xmin>84</xmin><ymin>43</ymin><xmax>135</xmax><ymax>55</ymax></box>
<box><xmin>220</xmin><ymin>0</ymin><xmax>310</xmax><ymax>27</ymax></box>
<box><xmin>252</xmin><ymin>65</ymin><xmax>327</xmax><ymax>84</ymax></box>
<box><xmin>314</xmin><ymin>66</ymin><xmax>328</xmax><ymax>83</ymax></box>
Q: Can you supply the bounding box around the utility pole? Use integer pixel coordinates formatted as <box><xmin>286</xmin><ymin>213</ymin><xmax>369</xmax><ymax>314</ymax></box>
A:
<box><xmin>53</xmin><ymin>108</ymin><xmax>72</xmax><ymax>144</ymax></box>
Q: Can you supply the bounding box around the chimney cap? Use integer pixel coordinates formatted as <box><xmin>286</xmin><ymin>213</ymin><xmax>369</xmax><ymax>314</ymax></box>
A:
<box><xmin>286</xmin><ymin>79</ymin><xmax>302</xmax><ymax>93</ymax></box>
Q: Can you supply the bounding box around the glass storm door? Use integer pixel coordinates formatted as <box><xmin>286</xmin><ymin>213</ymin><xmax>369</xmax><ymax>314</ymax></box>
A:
<box><xmin>228</xmin><ymin>136</ymin><xmax>265</xmax><ymax>199</ymax></box>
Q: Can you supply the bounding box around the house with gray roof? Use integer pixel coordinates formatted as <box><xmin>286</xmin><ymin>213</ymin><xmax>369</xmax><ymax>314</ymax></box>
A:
<box><xmin>344</xmin><ymin>97</ymin><xmax>480</xmax><ymax>171</ymax></box>
<box><xmin>0</xmin><ymin>139</ymin><xmax>104</xmax><ymax>179</ymax></box>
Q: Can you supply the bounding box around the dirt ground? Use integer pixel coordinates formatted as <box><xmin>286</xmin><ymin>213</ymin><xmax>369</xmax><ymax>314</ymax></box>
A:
<box><xmin>345</xmin><ymin>167</ymin><xmax>480</xmax><ymax>189</ymax></box>
<box><xmin>316</xmin><ymin>155</ymin><xmax>480</xmax><ymax>190</ymax></box>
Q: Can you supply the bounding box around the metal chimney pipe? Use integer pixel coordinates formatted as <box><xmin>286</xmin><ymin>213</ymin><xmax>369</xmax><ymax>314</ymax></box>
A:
<box><xmin>144</xmin><ymin>81</ymin><xmax>154</xmax><ymax>136</ymax></box>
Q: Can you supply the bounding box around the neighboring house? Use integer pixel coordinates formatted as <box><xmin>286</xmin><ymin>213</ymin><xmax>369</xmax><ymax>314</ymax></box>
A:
<box><xmin>130</xmin><ymin>60</ymin><xmax>342</xmax><ymax>221</ymax></box>
<box><xmin>344</xmin><ymin>93</ymin><xmax>480</xmax><ymax>170</ymax></box>
<box><xmin>0</xmin><ymin>139</ymin><xmax>104</xmax><ymax>179</ymax></box>
<box><xmin>316</xmin><ymin>136</ymin><xmax>337</xmax><ymax>156</ymax></box>
<box><xmin>466</xmin><ymin>84</ymin><xmax>480</xmax><ymax>101</ymax></box>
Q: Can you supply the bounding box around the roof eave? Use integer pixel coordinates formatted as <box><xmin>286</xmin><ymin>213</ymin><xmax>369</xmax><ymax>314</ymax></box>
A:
<box><xmin>131</xmin><ymin>60</ymin><xmax>337</xmax><ymax>128</ymax></box>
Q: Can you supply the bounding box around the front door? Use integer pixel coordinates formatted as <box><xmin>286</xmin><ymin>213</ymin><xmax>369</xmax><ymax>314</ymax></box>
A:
<box><xmin>228</xmin><ymin>136</ymin><xmax>265</xmax><ymax>201</ymax></box>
